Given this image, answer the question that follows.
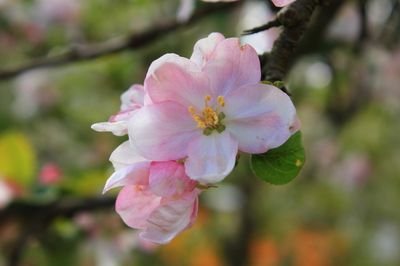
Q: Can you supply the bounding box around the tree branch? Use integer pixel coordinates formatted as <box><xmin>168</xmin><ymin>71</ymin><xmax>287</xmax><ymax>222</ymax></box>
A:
<box><xmin>0</xmin><ymin>2</ymin><xmax>240</xmax><ymax>81</ymax></box>
<box><xmin>0</xmin><ymin>196</ymin><xmax>116</xmax><ymax>222</ymax></box>
<box><xmin>262</xmin><ymin>0</ymin><xmax>334</xmax><ymax>81</ymax></box>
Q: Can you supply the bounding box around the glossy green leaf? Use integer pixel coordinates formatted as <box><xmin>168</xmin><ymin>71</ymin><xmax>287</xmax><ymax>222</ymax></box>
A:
<box><xmin>250</xmin><ymin>132</ymin><xmax>305</xmax><ymax>185</ymax></box>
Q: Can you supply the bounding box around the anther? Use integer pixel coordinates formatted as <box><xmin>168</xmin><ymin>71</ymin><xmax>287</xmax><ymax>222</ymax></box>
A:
<box><xmin>217</xmin><ymin>96</ymin><xmax>225</xmax><ymax>107</ymax></box>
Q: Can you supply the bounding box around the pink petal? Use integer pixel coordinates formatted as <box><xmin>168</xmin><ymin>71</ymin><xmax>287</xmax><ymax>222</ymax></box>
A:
<box><xmin>91</xmin><ymin>121</ymin><xmax>128</xmax><ymax>136</ymax></box>
<box><xmin>271</xmin><ymin>0</ymin><xmax>296</xmax><ymax>7</ymax></box>
<box><xmin>116</xmin><ymin>186</ymin><xmax>161</xmax><ymax>230</ymax></box>
<box><xmin>202</xmin><ymin>38</ymin><xmax>261</xmax><ymax>96</ymax></box>
<box><xmin>145</xmin><ymin>59</ymin><xmax>210</xmax><ymax>110</ymax></box>
<box><xmin>103</xmin><ymin>162</ymin><xmax>150</xmax><ymax>194</ymax></box>
<box><xmin>109</xmin><ymin>141</ymin><xmax>148</xmax><ymax>170</ymax></box>
<box><xmin>190</xmin><ymin>32</ymin><xmax>225</xmax><ymax>67</ymax></box>
<box><xmin>129</xmin><ymin>102</ymin><xmax>200</xmax><ymax>161</ymax></box>
<box><xmin>290</xmin><ymin>115</ymin><xmax>301</xmax><ymax>134</ymax></box>
<box><xmin>139</xmin><ymin>192</ymin><xmax>197</xmax><ymax>244</ymax></box>
<box><xmin>120</xmin><ymin>84</ymin><xmax>145</xmax><ymax>111</ymax></box>
<box><xmin>149</xmin><ymin>161</ymin><xmax>196</xmax><ymax>197</ymax></box>
<box><xmin>145</xmin><ymin>53</ymin><xmax>200</xmax><ymax>79</ymax></box>
<box><xmin>185</xmin><ymin>131</ymin><xmax>238</xmax><ymax>183</ymax></box>
<box><xmin>224</xmin><ymin>83</ymin><xmax>297</xmax><ymax>153</ymax></box>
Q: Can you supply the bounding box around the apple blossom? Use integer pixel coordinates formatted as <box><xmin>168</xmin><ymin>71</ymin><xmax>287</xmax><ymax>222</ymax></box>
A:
<box><xmin>91</xmin><ymin>84</ymin><xmax>145</xmax><ymax>136</ymax></box>
<box><xmin>129</xmin><ymin>33</ymin><xmax>299</xmax><ymax>184</ymax></box>
<box><xmin>104</xmin><ymin>141</ymin><xmax>199</xmax><ymax>244</ymax></box>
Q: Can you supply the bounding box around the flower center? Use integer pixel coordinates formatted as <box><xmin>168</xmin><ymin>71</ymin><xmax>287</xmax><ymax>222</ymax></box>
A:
<box><xmin>188</xmin><ymin>95</ymin><xmax>226</xmax><ymax>135</ymax></box>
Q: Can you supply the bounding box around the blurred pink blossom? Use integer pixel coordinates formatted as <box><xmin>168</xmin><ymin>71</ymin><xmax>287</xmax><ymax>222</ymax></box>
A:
<box><xmin>36</xmin><ymin>0</ymin><xmax>81</xmax><ymax>25</ymax></box>
<box><xmin>39</xmin><ymin>162</ymin><xmax>62</xmax><ymax>185</ymax></box>
<box><xmin>0</xmin><ymin>179</ymin><xmax>13</xmax><ymax>209</ymax></box>
<box><xmin>332</xmin><ymin>154</ymin><xmax>371</xmax><ymax>189</ymax></box>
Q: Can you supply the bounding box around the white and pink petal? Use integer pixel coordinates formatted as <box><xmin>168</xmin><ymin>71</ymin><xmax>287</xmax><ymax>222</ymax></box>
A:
<box><xmin>139</xmin><ymin>192</ymin><xmax>198</xmax><ymax>244</ymax></box>
<box><xmin>116</xmin><ymin>186</ymin><xmax>161</xmax><ymax>230</ymax></box>
<box><xmin>149</xmin><ymin>161</ymin><xmax>196</xmax><ymax>197</ymax></box>
<box><xmin>109</xmin><ymin>141</ymin><xmax>148</xmax><ymax>170</ymax></box>
<box><xmin>203</xmin><ymin>38</ymin><xmax>261</xmax><ymax>96</ymax></box>
<box><xmin>103</xmin><ymin>162</ymin><xmax>150</xmax><ymax>194</ymax></box>
<box><xmin>91</xmin><ymin>121</ymin><xmax>128</xmax><ymax>136</ymax></box>
<box><xmin>120</xmin><ymin>84</ymin><xmax>145</xmax><ymax>111</ymax></box>
<box><xmin>224</xmin><ymin>83</ymin><xmax>297</xmax><ymax>153</ymax></box>
<box><xmin>185</xmin><ymin>131</ymin><xmax>238</xmax><ymax>183</ymax></box>
<box><xmin>190</xmin><ymin>32</ymin><xmax>225</xmax><ymax>68</ymax></box>
<box><xmin>145</xmin><ymin>59</ymin><xmax>210</xmax><ymax>109</ymax></box>
<box><xmin>129</xmin><ymin>102</ymin><xmax>200</xmax><ymax>161</ymax></box>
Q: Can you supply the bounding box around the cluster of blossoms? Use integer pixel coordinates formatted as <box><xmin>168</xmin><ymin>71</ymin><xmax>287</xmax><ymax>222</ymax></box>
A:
<box><xmin>92</xmin><ymin>32</ymin><xmax>299</xmax><ymax>244</ymax></box>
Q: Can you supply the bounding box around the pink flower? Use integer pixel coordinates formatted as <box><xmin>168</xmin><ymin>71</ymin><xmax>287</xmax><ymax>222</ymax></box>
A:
<box><xmin>271</xmin><ymin>0</ymin><xmax>296</xmax><ymax>7</ymax></box>
<box><xmin>104</xmin><ymin>141</ymin><xmax>199</xmax><ymax>244</ymax></box>
<box><xmin>91</xmin><ymin>84</ymin><xmax>145</xmax><ymax>136</ymax></box>
<box><xmin>129</xmin><ymin>33</ymin><xmax>298</xmax><ymax>183</ymax></box>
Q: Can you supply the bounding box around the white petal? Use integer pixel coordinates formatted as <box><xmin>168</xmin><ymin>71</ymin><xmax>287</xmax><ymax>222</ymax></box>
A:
<box><xmin>185</xmin><ymin>131</ymin><xmax>238</xmax><ymax>183</ymax></box>
<box><xmin>145</xmin><ymin>53</ymin><xmax>200</xmax><ymax>79</ymax></box>
<box><xmin>120</xmin><ymin>84</ymin><xmax>145</xmax><ymax>111</ymax></box>
<box><xmin>110</xmin><ymin>141</ymin><xmax>148</xmax><ymax>170</ymax></box>
<box><xmin>190</xmin><ymin>32</ymin><xmax>225</xmax><ymax>67</ymax></box>
<box><xmin>224</xmin><ymin>83</ymin><xmax>297</xmax><ymax>153</ymax></box>
<box><xmin>103</xmin><ymin>162</ymin><xmax>150</xmax><ymax>194</ymax></box>
<box><xmin>91</xmin><ymin>121</ymin><xmax>128</xmax><ymax>136</ymax></box>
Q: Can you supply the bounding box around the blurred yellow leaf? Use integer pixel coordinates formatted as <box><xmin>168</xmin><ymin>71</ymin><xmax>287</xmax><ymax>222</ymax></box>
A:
<box><xmin>0</xmin><ymin>131</ymin><xmax>37</xmax><ymax>185</ymax></box>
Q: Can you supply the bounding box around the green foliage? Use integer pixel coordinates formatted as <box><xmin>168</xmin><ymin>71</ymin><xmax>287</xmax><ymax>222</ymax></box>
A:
<box><xmin>250</xmin><ymin>132</ymin><xmax>305</xmax><ymax>185</ymax></box>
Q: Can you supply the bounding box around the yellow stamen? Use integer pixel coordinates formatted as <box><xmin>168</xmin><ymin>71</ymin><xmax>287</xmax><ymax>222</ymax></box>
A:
<box><xmin>202</xmin><ymin>107</ymin><xmax>219</xmax><ymax>127</ymax></box>
<box><xmin>217</xmin><ymin>96</ymin><xmax>225</xmax><ymax>107</ymax></box>
<box><xmin>188</xmin><ymin>95</ymin><xmax>226</xmax><ymax>131</ymax></box>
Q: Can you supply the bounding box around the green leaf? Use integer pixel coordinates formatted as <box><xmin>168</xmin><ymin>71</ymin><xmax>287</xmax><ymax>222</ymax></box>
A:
<box><xmin>250</xmin><ymin>132</ymin><xmax>305</xmax><ymax>185</ymax></box>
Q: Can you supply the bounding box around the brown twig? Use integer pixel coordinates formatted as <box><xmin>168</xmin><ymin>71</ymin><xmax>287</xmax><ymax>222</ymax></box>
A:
<box><xmin>0</xmin><ymin>2</ymin><xmax>240</xmax><ymax>81</ymax></box>
<box><xmin>261</xmin><ymin>0</ymin><xmax>333</xmax><ymax>81</ymax></box>
<box><xmin>242</xmin><ymin>19</ymin><xmax>281</xmax><ymax>35</ymax></box>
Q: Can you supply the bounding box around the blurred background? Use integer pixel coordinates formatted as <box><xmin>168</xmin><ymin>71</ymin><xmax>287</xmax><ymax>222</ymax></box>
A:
<box><xmin>0</xmin><ymin>0</ymin><xmax>400</xmax><ymax>265</ymax></box>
